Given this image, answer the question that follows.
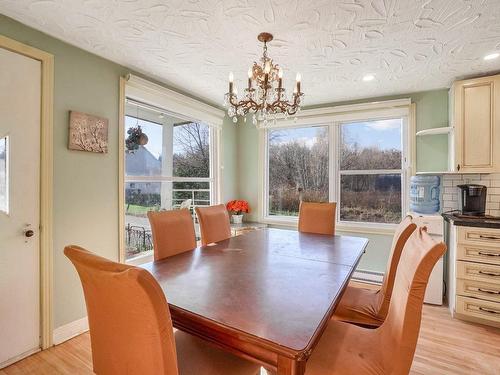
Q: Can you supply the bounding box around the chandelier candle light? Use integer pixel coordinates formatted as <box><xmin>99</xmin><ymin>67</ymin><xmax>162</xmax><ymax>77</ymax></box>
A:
<box><xmin>224</xmin><ymin>32</ymin><xmax>304</xmax><ymax>126</ymax></box>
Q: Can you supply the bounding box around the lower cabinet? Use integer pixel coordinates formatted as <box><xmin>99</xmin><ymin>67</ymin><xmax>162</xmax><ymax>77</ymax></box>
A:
<box><xmin>452</xmin><ymin>226</ymin><xmax>500</xmax><ymax>328</ymax></box>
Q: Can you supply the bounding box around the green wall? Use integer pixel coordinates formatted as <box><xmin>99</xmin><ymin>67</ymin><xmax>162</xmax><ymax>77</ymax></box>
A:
<box><xmin>236</xmin><ymin>90</ymin><xmax>449</xmax><ymax>273</ymax></box>
<box><xmin>0</xmin><ymin>12</ymin><xmax>450</xmax><ymax>328</ymax></box>
<box><xmin>0</xmin><ymin>14</ymin><xmax>237</xmax><ymax>329</ymax></box>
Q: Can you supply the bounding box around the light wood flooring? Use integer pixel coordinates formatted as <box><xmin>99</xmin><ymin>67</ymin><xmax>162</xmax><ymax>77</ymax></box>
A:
<box><xmin>2</xmin><ymin>305</ymin><xmax>499</xmax><ymax>374</ymax></box>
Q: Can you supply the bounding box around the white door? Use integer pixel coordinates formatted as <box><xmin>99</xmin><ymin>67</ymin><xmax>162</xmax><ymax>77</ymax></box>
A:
<box><xmin>0</xmin><ymin>47</ymin><xmax>41</xmax><ymax>367</ymax></box>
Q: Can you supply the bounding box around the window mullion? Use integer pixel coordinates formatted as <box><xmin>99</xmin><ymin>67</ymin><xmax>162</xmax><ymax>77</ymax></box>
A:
<box><xmin>339</xmin><ymin>169</ymin><xmax>403</xmax><ymax>175</ymax></box>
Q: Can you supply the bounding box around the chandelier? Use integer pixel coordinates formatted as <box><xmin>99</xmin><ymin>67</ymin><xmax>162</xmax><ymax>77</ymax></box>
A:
<box><xmin>224</xmin><ymin>32</ymin><xmax>304</xmax><ymax>126</ymax></box>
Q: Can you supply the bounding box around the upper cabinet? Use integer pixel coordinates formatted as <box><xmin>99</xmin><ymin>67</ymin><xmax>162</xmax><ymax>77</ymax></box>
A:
<box><xmin>451</xmin><ymin>74</ymin><xmax>500</xmax><ymax>173</ymax></box>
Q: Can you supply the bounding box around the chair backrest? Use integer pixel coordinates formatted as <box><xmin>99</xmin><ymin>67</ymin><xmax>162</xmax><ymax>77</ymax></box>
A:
<box><xmin>298</xmin><ymin>202</ymin><xmax>336</xmax><ymax>235</ymax></box>
<box><xmin>148</xmin><ymin>209</ymin><xmax>197</xmax><ymax>261</ymax></box>
<box><xmin>378</xmin><ymin>227</ymin><xmax>446</xmax><ymax>374</ymax></box>
<box><xmin>376</xmin><ymin>215</ymin><xmax>417</xmax><ymax>318</ymax></box>
<box><xmin>195</xmin><ymin>204</ymin><xmax>231</xmax><ymax>246</ymax></box>
<box><xmin>64</xmin><ymin>245</ymin><xmax>178</xmax><ymax>375</ymax></box>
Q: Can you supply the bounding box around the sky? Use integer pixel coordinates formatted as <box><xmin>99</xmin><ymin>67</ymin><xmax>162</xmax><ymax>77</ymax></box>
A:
<box><xmin>269</xmin><ymin>118</ymin><xmax>402</xmax><ymax>150</ymax></box>
<box><xmin>342</xmin><ymin>118</ymin><xmax>402</xmax><ymax>150</ymax></box>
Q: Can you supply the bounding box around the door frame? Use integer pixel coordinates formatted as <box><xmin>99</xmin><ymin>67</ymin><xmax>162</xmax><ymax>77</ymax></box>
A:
<box><xmin>0</xmin><ymin>35</ymin><xmax>54</xmax><ymax>349</ymax></box>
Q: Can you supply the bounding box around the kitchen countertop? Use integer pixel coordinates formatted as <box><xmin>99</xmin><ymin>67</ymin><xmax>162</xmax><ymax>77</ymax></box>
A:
<box><xmin>442</xmin><ymin>212</ymin><xmax>500</xmax><ymax>229</ymax></box>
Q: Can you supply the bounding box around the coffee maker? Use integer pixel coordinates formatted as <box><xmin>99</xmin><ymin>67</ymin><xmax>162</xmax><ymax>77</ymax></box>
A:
<box><xmin>457</xmin><ymin>184</ymin><xmax>487</xmax><ymax>216</ymax></box>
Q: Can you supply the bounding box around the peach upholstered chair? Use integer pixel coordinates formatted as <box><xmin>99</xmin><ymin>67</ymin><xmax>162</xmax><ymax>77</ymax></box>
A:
<box><xmin>64</xmin><ymin>245</ymin><xmax>261</xmax><ymax>375</ymax></box>
<box><xmin>298</xmin><ymin>202</ymin><xmax>337</xmax><ymax>235</ymax></box>
<box><xmin>148</xmin><ymin>209</ymin><xmax>196</xmax><ymax>261</ymax></box>
<box><xmin>332</xmin><ymin>215</ymin><xmax>417</xmax><ymax>327</ymax></box>
<box><xmin>302</xmin><ymin>227</ymin><xmax>447</xmax><ymax>375</ymax></box>
<box><xmin>195</xmin><ymin>204</ymin><xmax>232</xmax><ymax>246</ymax></box>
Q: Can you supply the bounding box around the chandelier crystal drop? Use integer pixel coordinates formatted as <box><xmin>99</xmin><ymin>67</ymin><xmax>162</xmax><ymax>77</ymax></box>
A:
<box><xmin>224</xmin><ymin>32</ymin><xmax>304</xmax><ymax>125</ymax></box>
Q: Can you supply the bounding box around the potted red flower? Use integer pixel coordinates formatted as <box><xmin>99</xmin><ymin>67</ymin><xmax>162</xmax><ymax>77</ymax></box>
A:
<box><xmin>226</xmin><ymin>200</ymin><xmax>250</xmax><ymax>224</ymax></box>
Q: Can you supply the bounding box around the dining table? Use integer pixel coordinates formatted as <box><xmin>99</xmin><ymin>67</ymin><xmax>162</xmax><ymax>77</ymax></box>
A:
<box><xmin>141</xmin><ymin>227</ymin><xmax>369</xmax><ymax>375</ymax></box>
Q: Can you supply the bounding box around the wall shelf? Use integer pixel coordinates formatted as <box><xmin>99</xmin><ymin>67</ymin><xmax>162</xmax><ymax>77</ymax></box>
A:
<box><xmin>416</xmin><ymin>126</ymin><xmax>453</xmax><ymax>136</ymax></box>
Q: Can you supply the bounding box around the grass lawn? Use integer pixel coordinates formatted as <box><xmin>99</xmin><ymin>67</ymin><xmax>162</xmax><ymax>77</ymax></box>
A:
<box><xmin>126</xmin><ymin>204</ymin><xmax>155</xmax><ymax>216</ymax></box>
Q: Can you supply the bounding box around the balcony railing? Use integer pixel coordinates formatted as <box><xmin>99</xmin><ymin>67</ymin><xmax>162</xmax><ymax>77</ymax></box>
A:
<box><xmin>125</xmin><ymin>187</ymin><xmax>210</xmax><ymax>257</ymax></box>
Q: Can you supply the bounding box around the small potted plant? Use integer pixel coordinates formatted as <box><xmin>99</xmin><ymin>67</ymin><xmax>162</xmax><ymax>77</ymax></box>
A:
<box><xmin>226</xmin><ymin>200</ymin><xmax>250</xmax><ymax>224</ymax></box>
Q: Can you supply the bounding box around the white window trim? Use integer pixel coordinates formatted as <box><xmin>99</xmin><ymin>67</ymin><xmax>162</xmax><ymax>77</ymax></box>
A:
<box><xmin>258</xmin><ymin>99</ymin><xmax>414</xmax><ymax>235</ymax></box>
<box><xmin>119</xmin><ymin>76</ymin><xmax>224</xmax><ymax>263</ymax></box>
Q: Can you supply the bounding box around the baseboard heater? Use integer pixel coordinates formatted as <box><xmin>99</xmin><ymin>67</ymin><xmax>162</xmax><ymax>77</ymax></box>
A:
<box><xmin>352</xmin><ymin>269</ymin><xmax>384</xmax><ymax>285</ymax></box>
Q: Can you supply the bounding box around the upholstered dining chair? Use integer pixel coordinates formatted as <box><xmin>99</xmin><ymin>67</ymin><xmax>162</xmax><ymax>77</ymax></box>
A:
<box><xmin>195</xmin><ymin>204</ymin><xmax>232</xmax><ymax>246</ymax></box>
<box><xmin>298</xmin><ymin>202</ymin><xmax>337</xmax><ymax>235</ymax></box>
<box><xmin>148</xmin><ymin>209</ymin><xmax>197</xmax><ymax>261</ymax></box>
<box><xmin>301</xmin><ymin>227</ymin><xmax>446</xmax><ymax>375</ymax></box>
<box><xmin>64</xmin><ymin>245</ymin><xmax>261</xmax><ymax>375</ymax></box>
<box><xmin>332</xmin><ymin>215</ymin><xmax>417</xmax><ymax>327</ymax></box>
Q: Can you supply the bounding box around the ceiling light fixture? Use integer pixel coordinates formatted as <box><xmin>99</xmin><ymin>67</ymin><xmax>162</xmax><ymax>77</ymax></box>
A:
<box><xmin>484</xmin><ymin>52</ymin><xmax>500</xmax><ymax>61</ymax></box>
<box><xmin>224</xmin><ymin>32</ymin><xmax>304</xmax><ymax>126</ymax></box>
<box><xmin>362</xmin><ymin>74</ymin><xmax>375</xmax><ymax>82</ymax></box>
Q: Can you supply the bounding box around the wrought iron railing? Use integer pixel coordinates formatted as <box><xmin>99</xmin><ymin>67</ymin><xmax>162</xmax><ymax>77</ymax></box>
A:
<box><xmin>125</xmin><ymin>224</ymin><xmax>153</xmax><ymax>256</ymax></box>
<box><xmin>125</xmin><ymin>188</ymin><xmax>210</xmax><ymax>256</ymax></box>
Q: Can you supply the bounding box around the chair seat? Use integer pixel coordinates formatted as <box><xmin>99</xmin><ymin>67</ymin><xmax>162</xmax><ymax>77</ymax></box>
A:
<box><xmin>332</xmin><ymin>286</ymin><xmax>383</xmax><ymax>327</ymax></box>
<box><xmin>175</xmin><ymin>330</ymin><xmax>261</xmax><ymax>375</ymax></box>
<box><xmin>305</xmin><ymin>320</ymin><xmax>383</xmax><ymax>375</ymax></box>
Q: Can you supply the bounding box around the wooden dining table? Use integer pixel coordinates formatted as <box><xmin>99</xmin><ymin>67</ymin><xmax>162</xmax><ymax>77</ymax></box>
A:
<box><xmin>141</xmin><ymin>228</ymin><xmax>368</xmax><ymax>375</ymax></box>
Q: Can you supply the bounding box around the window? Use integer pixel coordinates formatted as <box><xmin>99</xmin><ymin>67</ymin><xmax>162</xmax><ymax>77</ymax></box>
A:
<box><xmin>267</xmin><ymin>126</ymin><xmax>329</xmax><ymax>217</ymax></box>
<box><xmin>339</xmin><ymin>119</ymin><xmax>403</xmax><ymax>224</ymax></box>
<box><xmin>124</xmin><ymin>101</ymin><xmax>215</xmax><ymax>260</ymax></box>
<box><xmin>263</xmin><ymin>101</ymin><xmax>410</xmax><ymax>227</ymax></box>
<box><xmin>0</xmin><ymin>136</ymin><xmax>8</xmax><ymax>214</ymax></box>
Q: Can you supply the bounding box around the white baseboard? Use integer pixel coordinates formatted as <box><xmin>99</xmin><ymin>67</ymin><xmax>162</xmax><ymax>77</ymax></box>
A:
<box><xmin>53</xmin><ymin>316</ymin><xmax>89</xmax><ymax>345</ymax></box>
<box><xmin>0</xmin><ymin>347</ymin><xmax>41</xmax><ymax>369</ymax></box>
<box><xmin>352</xmin><ymin>269</ymin><xmax>384</xmax><ymax>284</ymax></box>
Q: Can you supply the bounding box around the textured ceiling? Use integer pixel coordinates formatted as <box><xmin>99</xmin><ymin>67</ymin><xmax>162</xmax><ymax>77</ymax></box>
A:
<box><xmin>1</xmin><ymin>0</ymin><xmax>500</xmax><ymax>107</ymax></box>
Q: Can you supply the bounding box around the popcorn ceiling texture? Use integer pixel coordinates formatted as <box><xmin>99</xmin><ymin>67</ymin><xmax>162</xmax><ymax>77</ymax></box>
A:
<box><xmin>441</xmin><ymin>174</ymin><xmax>500</xmax><ymax>217</ymax></box>
<box><xmin>1</xmin><ymin>0</ymin><xmax>500</xmax><ymax>106</ymax></box>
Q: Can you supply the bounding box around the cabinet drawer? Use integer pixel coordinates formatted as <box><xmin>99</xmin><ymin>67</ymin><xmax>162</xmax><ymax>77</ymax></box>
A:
<box><xmin>455</xmin><ymin>296</ymin><xmax>500</xmax><ymax>326</ymax></box>
<box><xmin>457</xmin><ymin>279</ymin><xmax>500</xmax><ymax>303</ymax></box>
<box><xmin>458</xmin><ymin>227</ymin><xmax>500</xmax><ymax>246</ymax></box>
<box><xmin>457</xmin><ymin>244</ymin><xmax>500</xmax><ymax>265</ymax></box>
<box><xmin>457</xmin><ymin>261</ymin><xmax>500</xmax><ymax>283</ymax></box>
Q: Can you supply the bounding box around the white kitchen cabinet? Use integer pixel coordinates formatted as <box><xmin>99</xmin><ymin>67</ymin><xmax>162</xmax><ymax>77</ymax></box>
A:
<box><xmin>448</xmin><ymin>224</ymin><xmax>500</xmax><ymax>328</ymax></box>
<box><xmin>450</xmin><ymin>74</ymin><xmax>500</xmax><ymax>173</ymax></box>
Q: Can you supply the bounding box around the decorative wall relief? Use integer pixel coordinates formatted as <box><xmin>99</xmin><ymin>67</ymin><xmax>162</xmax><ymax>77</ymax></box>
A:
<box><xmin>68</xmin><ymin>111</ymin><xmax>108</xmax><ymax>153</ymax></box>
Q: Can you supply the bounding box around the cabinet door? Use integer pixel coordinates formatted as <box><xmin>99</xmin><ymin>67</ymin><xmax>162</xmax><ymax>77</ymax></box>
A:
<box><xmin>453</xmin><ymin>75</ymin><xmax>500</xmax><ymax>173</ymax></box>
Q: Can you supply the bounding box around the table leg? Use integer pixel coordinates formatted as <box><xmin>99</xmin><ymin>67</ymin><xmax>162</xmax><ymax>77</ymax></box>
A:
<box><xmin>277</xmin><ymin>355</ymin><xmax>306</xmax><ymax>375</ymax></box>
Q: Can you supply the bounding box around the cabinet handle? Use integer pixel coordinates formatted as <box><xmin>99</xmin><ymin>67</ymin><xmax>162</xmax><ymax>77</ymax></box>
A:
<box><xmin>479</xmin><ymin>270</ymin><xmax>500</xmax><ymax>277</ymax></box>
<box><xmin>479</xmin><ymin>307</ymin><xmax>500</xmax><ymax>315</ymax></box>
<box><xmin>478</xmin><ymin>251</ymin><xmax>500</xmax><ymax>257</ymax></box>
<box><xmin>477</xmin><ymin>288</ymin><xmax>500</xmax><ymax>295</ymax></box>
<box><xmin>457</xmin><ymin>164</ymin><xmax>461</xmax><ymax>171</ymax></box>
<box><xmin>479</xmin><ymin>235</ymin><xmax>500</xmax><ymax>240</ymax></box>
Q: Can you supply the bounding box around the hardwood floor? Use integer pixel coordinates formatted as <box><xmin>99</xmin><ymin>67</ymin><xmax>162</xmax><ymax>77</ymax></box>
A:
<box><xmin>2</xmin><ymin>305</ymin><xmax>499</xmax><ymax>374</ymax></box>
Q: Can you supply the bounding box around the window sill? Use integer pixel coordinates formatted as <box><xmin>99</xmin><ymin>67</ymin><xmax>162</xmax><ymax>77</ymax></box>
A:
<box><xmin>261</xmin><ymin>216</ymin><xmax>396</xmax><ymax>236</ymax></box>
<box><xmin>126</xmin><ymin>252</ymin><xmax>153</xmax><ymax>266</ymax></box>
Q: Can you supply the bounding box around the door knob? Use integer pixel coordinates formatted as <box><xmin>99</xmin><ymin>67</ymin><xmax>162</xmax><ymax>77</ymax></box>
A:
<box><xmin>24</xmin><ymin>229</ymin><xmax>35</xmax><ymax>238</ymax></box>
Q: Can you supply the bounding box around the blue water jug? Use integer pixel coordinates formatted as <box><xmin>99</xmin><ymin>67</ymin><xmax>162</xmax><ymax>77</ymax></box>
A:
<box><xmin>410</xmin><ymin>175</ymin><xmax>440</xmax><ymax>214</ymax></box>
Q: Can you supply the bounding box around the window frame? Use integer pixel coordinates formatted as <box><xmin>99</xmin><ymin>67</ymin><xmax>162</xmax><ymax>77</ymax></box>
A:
<box><xmin>263</xmin><ymin>123</ymin><xmax>333</xmax><ymax>221</ymax></box>
<box><xmin>123</xmin><ymin>114</ymin><xmax>219</xmax><ymax>209</ymax></box>
<box><xmin>0</xmin><ymin>135</ymin><xmax>10</xmax><ymax>216</ymax></box>
<box><xmin>335</xmin><ymin>116</ymin><xmax>409</xmax><ymax>231</ymax></box>
<box><xmin>119</xmin><ymin>75</ymin><xmax>225</xmax><ymax>264</ymax></box>
<box><xmin>259</xmin><ymin>99</ymin><xmax>413</xmax><ymax>233</ymax></box>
